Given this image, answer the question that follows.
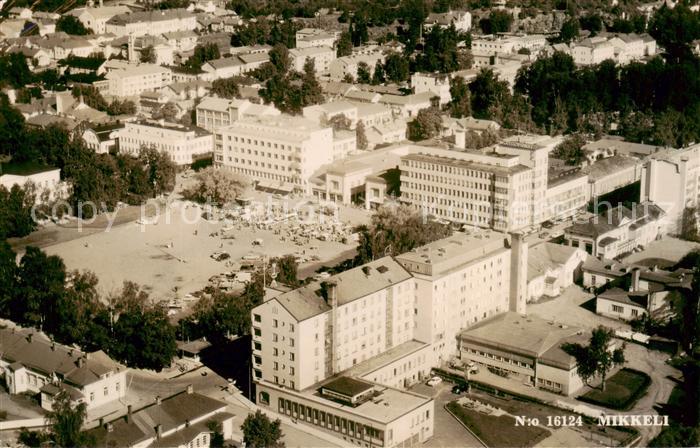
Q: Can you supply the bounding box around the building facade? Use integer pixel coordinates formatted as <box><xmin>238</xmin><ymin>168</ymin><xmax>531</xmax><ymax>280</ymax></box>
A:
<box><xmin>119</xmin><ymin>120</ymin><xmax>214</xmax><ymax>165</ymax></box>
<box><xmin>217</xmin><ymin>115</ymin><xmax>333</xmax><ymax>192</ymax></box>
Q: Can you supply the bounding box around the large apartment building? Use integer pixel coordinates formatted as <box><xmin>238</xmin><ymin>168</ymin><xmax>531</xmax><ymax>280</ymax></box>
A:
<box><xmin>399</xmin><ymin>135</ymin><xmax>562</xmax><ymax>232</ymax></box>
<box><xmin>217</xmin><ymin>115</ymin><xmax>334</xmax><ymax>193</ymax></box>
<box><xmin>250</xmin><ymin>231</ymin><xmax>528</xmax><ymax>445</ymax></box>
<box><xmin>119</xmin><ymin>120</ymin><xmax>214</xmax><ymax>165</ymax></box>
<box><xmin>641</xmin><ymin>143</ymin><xmax>700</xmax><ymax>233</ymax></box>
<box><xmin>94</xmin><ymin>64</ymin><xmax>172</xmax><ymax>97</ymax></box>
<box><xmin>105</xmin><ymin>8</ymin><xmax>198</xmax><ymax>37</ymax></box>
<box><xmin>196</xmin><ymin>96</ymin><xmax>280</xmax><ymax>133</ymax></box>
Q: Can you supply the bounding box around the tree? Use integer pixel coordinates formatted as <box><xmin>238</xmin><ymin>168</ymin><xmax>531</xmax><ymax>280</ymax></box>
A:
<box><xmin>562</xmin><ymin>326</ymin><xmax>626</xmax><ymax>390</ymax></box>
<box><xmin>552</xmin><ymin>134</ymin><xmax>586</xmax><ymax>165</ymax></box>
<box><xmin>269</xmin><ymin>43</ymin><xmax>291</xmax><ymax>75</ymax></box>
<box><xmin>274</xmin><ymin>255</ymin><xmax>299</xmax><ymax>287</ymax></box>
<box><xmin>186</xmin><ymin>166</ymin><xmax>249</xmax><ymax>206</ymax></box>
<box><xmin>112</xmin><ymin>282</ymin><xmax>176</xmax><ymax>370</ymax></box>
<box><xmin>336</xmin><ymin>31</ymin><xmax>353</xmax><ymax>57</ymax></box>
<box><xmin>681</xmin><ymin>207</ymin><xmax>700</xmax><ymax>242</ymax></box>
<box><xmin>470</xmin><ymin>68</ymin><xmax>510</xmax><ymax>120</ymax></box>
<box><xmin>207</xmin><ymin>420</ymin><xmax>225</xmax><ymax>448</ymax></box>
<box><xmin>408</xmin><ymin>107</ymin><xmax>442</xmax><ymax>141</ymax></box>
<box><xmin>327</xmin><ymin>114</ymin><xmax>352</xmax><ymax>131</ymax></box>
<box><xmin>139</xmin><ymin>45</ymin><xmax>156</xmax><ymax>64</ymax></box>
<box><xmin>138</xmin><ymin>146</ymin><xmax>177</xmax><ymax>197</ymax></box>
<box><xmin>384</xmin><ymin>53</ymin><xmax>409</xmax><ymax>83</ymax></box>
<box><xmin>356</xmin><ymin>61</ymin><xmax>372</xmax><ymax>84</ymax></box>
<box><xmin>372</xmin><ymin>63</ymin><xmax>385</xmax><ymax>85</ymax></box>
<box><xmin>300</xmin><ymin>58</ymin><xmax>323</xmax><ymax>107</ymax></box>
<box><xmin>0</xmin><ymin>93</ymin><xmax>26</xmax><ymax>156</ymax></box>
<box><xmin>0</xmin><ymin>241</ymin><xmax>17</xmax><ymax>318</ymax></box>
<box><xmin>559</xmin><ymin>17</ymin><xmax>580</xmax><ymax>43</ymax></box>
<box><xmin>448</xmin><ymin>76</ymin><xmax>471</xmax><ymax>118</ymax></box>
<box><xmin>356</xmin><ymin>120</ymin><xmax>368</xmax><ymax>150</ymax></box>
<box><xmin>53</xmin><ymin>270</ymin><xmax>102</xmax><ymax>346</ymax></box>
<box><xmin>46</xmin><ymin>389</ymin><xmax>95</xmax><ymax>448</ymax></box>
<box><xmin>106</xmin><ymin>98</ymin><xmax>136</xmax><ymax>116</ymax></box>
<box><xmin>15</xmin><ymin>246</ymin><xmax>66</xmax><ymax>330</ymax></box>
<box><xmin>211</xmin><ymin>77</ymin><xmax>241</xmax><ymax>99</ymax></box>
<box><xmin>0</xmin><ymin>184</ymin><xmax>36</xmax><ymax>239</ymax></box>
<box><xmin>185</xmin><ymin>43</ymin><xmax>220</xmax><ymax>71</ymax></box>
<box><xmin>152</xmin><ymin>102</ymin><xmax>179</xmax><ymax>121</ymax></box>
<box><xmin>0</xmin><ymin>53</ymin><xmax>33</xmax><ymax>90</ymax></box>
<box><xmin>355</xmin><ymin>204</ymin><xmax>452</xmax><ymax>264</ymax></box>
<box><xmin>479</xmin><ymin>10</ymin><xmax>513</xmax><ymax>34</ymax></box>
<box><xmin>241</xmin><ymin>410</ymin><xmax>284</xmax><ymax>448</ymax></box>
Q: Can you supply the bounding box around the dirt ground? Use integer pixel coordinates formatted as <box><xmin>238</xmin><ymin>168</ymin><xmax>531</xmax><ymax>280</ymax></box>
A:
<box><xmin>35</xmin><ymin>197</ymin><xmax>369</xmax><ymax>301</ymax></box>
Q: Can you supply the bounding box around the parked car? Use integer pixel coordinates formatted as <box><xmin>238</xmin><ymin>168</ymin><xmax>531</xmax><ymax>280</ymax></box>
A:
<box><xmin>211</xmin><ymin>251</ymin><xmax>230</xmax><ymax>261</ymax></box>
<box><xmin>426</xmin><ymin>376</ymin><xmax>442</xmax><ymax>387</ymax></box>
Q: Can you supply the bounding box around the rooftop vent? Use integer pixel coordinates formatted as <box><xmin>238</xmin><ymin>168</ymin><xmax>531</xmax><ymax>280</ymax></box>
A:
<box><xmin>376</xmin><ymin>265</ymin><xmax>388</xmax><ymax>273</ymax></box>
<box><xmin>362</xmin><ymin>266</ymin><xmax>371</xmax><ymax>276</ymax></box>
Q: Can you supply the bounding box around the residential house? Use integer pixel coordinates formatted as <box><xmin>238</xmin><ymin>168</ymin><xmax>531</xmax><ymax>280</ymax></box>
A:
<box><xmin>66</xmin><ymin>5</ymin><xmax>131</xmax><ymax>34</ymax></box>
<box><xmin>0</xmin><ymin>327</ymin><xmax>127</xmax><ymax>412</ymax></box>
<box><xmin>563</xmin><ymin>202</ymin><xmax>665</xmax><ymax>258</ymax></box>
<box><xmin>424</xmin><ymin>10</ymin><xmax>472</xmax><ymax>32</ymax></box>
<box><xmin>90</xmin><ymin>387</ymin><xmax>236</xmax><ymax>448</ymax></box>
<box><xmin>527</xmin><ymin>242</ymin><xmax>586</xmax><ymax>302</ymax></box>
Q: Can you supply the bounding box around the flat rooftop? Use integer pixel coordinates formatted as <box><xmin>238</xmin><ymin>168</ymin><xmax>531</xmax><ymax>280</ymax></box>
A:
<box><xmin>459</xmin><ymin>312</ymin><xmax>584</xmax><ymax>369</ymax></box>
<box><xmin>261</xmin><ymin>378</ymin><xmax>432</xmax><ymax>424</ymax></box>
<box><xmin>396</xmin><ymin>231</ymin><xmax>507</xmax><ymax>274</ymax></box>
<box><xmin>322</xmin><ymin>376</ymin><xmax>374</xmax><ymax>397</ymax></box>
<box><xmin>346</xmin><ymin>340</ymin><xmax>429</xmax><ymax>379</ymax></box>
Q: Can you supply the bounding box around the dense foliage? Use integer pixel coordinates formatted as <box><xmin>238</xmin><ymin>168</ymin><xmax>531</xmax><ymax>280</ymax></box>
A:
<box><xmin>241</xmin><ymin>411</ymin><xmax>285</xmax><ymax>448</ymax></box>
<box><xmin>0</xmin><ymin>245</ymin><xmax>177</xmax><ymax>370</ymax></box>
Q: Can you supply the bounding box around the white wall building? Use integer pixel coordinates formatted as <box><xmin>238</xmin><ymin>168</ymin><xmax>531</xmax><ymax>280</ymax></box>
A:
<box><xmin>0</xmin><ymin>165</ymin><xmax>63</xmax><ymax>203</ymax></box>
<box><xmin>411</xmin><ymin>72</ymin><xmax>452</xmax><ymax>106</ymax></box>
<box><xmin>641</xmin><ymin>144</ymin><xmax>700</xmax><ymax>234</ymax></box>
<box><xmin>527</xmin><ymin>242</ymin><xmax>586</xmax><ymax>302</ymax></box>
<box><xmin>217</xmin><ymin>115</ymin><xmax>334</xmax><ymax>192</ymax></box>
<box><xmin>66</xmin><ymin>5</ymin><xmax>131</xmax><ymax>34</ymax></box>
<box><xmin>424</xmin><ymin>10</ymin><xmax>472</xmax><ymax>32</ymax></box>
<box><xmin>94</xmin><ymin>64</ymin><xmax>172</xmax><ymax>97</ymax></box>
<box><xmin>289</xmin><ymin>45</ymin><xmax>336</xmax><ymax>74</ymax></box>
<box><xmin>295</xmin><ymin>28</ymin><xmax>338</xmax><ymax>49</ymax></box>
<box><xmin>119</xmin><ymin>120</ymin><xmax>214</xmax><ymax>165</ymax></box>
<box><xmin>105</xmin><ymin>8</ymin><xmax>198</xmax><ymax>37</ymax></box>
<box><xmin>0</xmin><ymin>327</ymin><xmax>127</xmax><ymax>412</ymax></box>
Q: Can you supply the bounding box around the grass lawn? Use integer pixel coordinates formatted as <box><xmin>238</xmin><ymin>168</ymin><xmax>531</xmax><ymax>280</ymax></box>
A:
<box><xmin>579</xmin><ymin>368</ymin><xmax>651</xmax><ymax>410</ymax></box>
<box><xmin>446</xmin><ymin>401</ymin><xmax>550</xmax><ymax>447</ymax></box>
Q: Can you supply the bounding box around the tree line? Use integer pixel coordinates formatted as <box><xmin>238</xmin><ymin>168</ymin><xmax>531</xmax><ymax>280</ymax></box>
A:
<box><xmin>0</xmin><ymin>243</ymin><xmax>177</xmax><ymax>370</ymax></box>
<box><xmin>0</xmin><ymin>95</ymin><xmax>176</xmax><ymax>230</ymax></box>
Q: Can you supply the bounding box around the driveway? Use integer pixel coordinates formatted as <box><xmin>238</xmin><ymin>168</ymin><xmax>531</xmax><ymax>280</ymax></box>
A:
<box><xmin>410</xmin><ymin>382</ymin><xmax>484</xmax><ymax>447</ymax></box>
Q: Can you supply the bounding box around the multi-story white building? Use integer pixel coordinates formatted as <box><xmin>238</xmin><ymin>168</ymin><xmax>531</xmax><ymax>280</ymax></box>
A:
<box><xmin>400</xmin><ymin>135</ymin><xmax>560</xmax><ymax>232</ymax></box>
<box><xmin>200</xmin><ymin>52</ymin><xmax>270</xmax><ymax>80</ymax></box>
<box><xmin>0</xmin><ymin>327</ymin><xmax>127</xmax><ymax>412</ymax></box>
<box><xmin>105</xmin><ymin>8</ymin><xmax>198</xmax><ymax>37</ymax></box>
<box><xmin>196</xmin><ymin>96</ymin><xmax>280</xmax><ymax>133</ymax></box>
<box><xmin>217</xmin><ymin>115</ymin><xmax>334</xmax><ymax>192</ymax></box>
<box><xmin>570</xmin><ymin>37</ymin><xmax>616</xmax><ymax>65</ymax></box>
<box><xmin>251</xmin><ymin>230</ymin><xmax>528</xmax><ymax>445</ymax></box>
<box><xmin>295</xmin><ymin>28</ymin><xmax>338</xmax><ymax>49</ymax></box>
<box><xmin>641</xmin><ymin>144</ymin><xmax>700</xmax><ymax>234</ymax></box>
<box><xmin>564</xmin><ymin>202</ymin><xmax>665</xmax><ymax>258</ymax></box>
<box><xmin>411</xmin><ymin>72</ymin><xmax>452</xmax><ymax>106</ymax></box>
<box><xmin>289</xmin><ymin>45</ymin><xmax>336</xmax><ymax>73</ymax></box>
<box><xmin>119</xmin><ymin>120</ymin><xmax>214</xmax><ymax>165</ymax></box>
<box><xmin>472</xmin><ymin>34</ymin><xmax>546</xmax><ymax>54</ymax></box>
<box><xmin>329</xmin><ymin>53</ymin><xmax>386</xmax><ymax>82</ymax></box>
<box><xmin>94</xmin><ymin>64</ymin><xmax>172</xmax><ymax>97</ymax></box>
<box><xmin>0</xmin><ymin>163</ymin><xmax>64</xmax><ymax>204</ymax></box>
<box><xmin>424</xmin><ymin>10</ymin><xmax>472</xmax><ymax>32</ymax></box>
<box><xmin>66</xmin><ymin>5</ymin><xmax>131</xmax><ymax>34</ymax></box>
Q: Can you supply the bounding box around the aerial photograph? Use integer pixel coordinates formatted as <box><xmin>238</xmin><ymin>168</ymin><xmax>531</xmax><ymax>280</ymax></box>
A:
<box><xmin>0</xmin><ymin>0</ymin><xmax>699</xmax><ymax>446</ymax></box>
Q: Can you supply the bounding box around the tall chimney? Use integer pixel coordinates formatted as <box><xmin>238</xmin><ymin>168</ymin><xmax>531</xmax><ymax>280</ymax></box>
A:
<box><xmin>630</xmin><ymin>268</ymin><xmax>641</xmax><ymax>292</ymax></box>
<box><xmin>126</xmin><ymin>405</ymin><xmax>132</xmax><ymax>423</ymax></box>
<box><xmin>328</xmin><ymin>281</ymin><xmax>339</xmax><ymax>375</ymax></box>
<box><xmin>186</xmin><ymin>384</ymin><xmax>193</xmax><ymax>394</ymax></box>
<box><xmin>455</xmin><ymin>129</ymin><xmax>466</xmax><ymax>149</ymax></box>
<box><xmin>155</xmin><ymin>395</ymin><xmax>162</xmax><ymax>405</ymax></box>
<box><xmin>509</xmin><ymin>232</ymin><xmax>528</xmax><ymax>315</ymax></box>
<box><xmin>155</xmin><ymin>424</ymin><xmax>162</xmax><ymax>439</ymax></box>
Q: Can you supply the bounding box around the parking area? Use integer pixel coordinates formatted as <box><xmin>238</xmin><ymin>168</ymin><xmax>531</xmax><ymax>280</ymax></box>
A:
<box><xmin>410</xmin><ymin>381</ymin><xmax>484</xmax><ymax>447</ymax></box>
